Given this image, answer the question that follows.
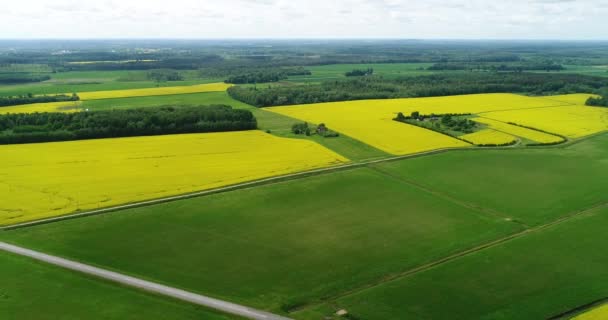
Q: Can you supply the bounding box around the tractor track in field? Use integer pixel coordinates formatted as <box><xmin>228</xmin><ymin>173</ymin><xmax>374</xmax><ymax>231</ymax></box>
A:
<box><xmin>3</xmin><ymin>131</ymin><xmax>605</xmax><ymax>231</ymax></box>
<box><xmin>0</xmin><ymin>241</ymin><xmax>291</xmax><ymax>320</ymax></box>
<box><xmin>288</xmin><ymin>199</ymin><xmax>608</xmax><ymax>314</ymax></box>
<box><xmin>366</xmin><ymin>165</ymin><xmax>529</xmax><ymax>228</ymax></box>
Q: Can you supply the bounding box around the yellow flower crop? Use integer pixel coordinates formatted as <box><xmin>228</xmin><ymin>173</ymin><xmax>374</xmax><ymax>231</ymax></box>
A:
<box><xmin>473</xmin><ymin>117</ymin><xmax>563</xmax><ymax>144</ymax></box>
<box><xmin>270</xmin><ymin>93</ymin><xmax>607</xmax><ymax>154</ymax></box>
<box><xmin>460</xmin><ymin>129</ymin><xmax>517</xmax><ymax>145</ymax></box>
<box><xmin>77</xmin><ymin>83</ymin><xmax>232</xmax><ymax>100</ymax></box>
<box><xmin>573</xmin><ymin>304</ymin><xmax>608</xmax><ymax>320</ymax></box>
<box><xmin>0</xmin><ymin>131</ymin><xmax>348</xmax><ymax>226</ymax></box>
<box><xmin>483</xmin><ymin>105</ymin><xmax>608</xmax><ymax>138</ymax></box>
<box><xmin>0</xmin><ymin>101</ymin><xmax>82</xmax><ymax>114</ymax></box>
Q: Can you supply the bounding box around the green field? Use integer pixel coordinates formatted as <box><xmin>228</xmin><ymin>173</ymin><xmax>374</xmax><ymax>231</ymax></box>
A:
<box><xmin>0</xmin><ymin>251</ymin><xmax>233</xmax><ymax>320</ymax></box>
<box><xmin>0</xmin><ymin>70</ymin><xmax>221</xmax><ymax>97</ymax></box>
<box><xmin>0</xmin><ymin>167</ymin><xmax>519</xmax><ymax>313</ymax></box>
<box><xmin>321</xmin><ymin>204</ymin><xmax>608</xmax><ymax>320</ymax></box>
<box><xmin>372</xmin><ymin>134</ymin><xmax>608</xmax><ymax>226</ymax></box>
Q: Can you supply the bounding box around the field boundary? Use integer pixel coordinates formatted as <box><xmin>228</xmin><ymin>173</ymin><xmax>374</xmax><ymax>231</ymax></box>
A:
<box><xmin>548</xmin><ymin>298</ymin><xmax>608</xmax><ymax>320</ymax></box>
<box><xmin>2</xmin><ymin>131</ymin><xmax>606</xmax><ymax>231</ymax></box>
<box><xmin>0</xmin><ymin>241</ymin><xmax>290</xmax><ymax>320</ymax></box>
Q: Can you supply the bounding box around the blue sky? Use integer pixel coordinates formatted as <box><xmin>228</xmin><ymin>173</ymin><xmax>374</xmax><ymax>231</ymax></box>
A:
<box><xmin>2</xmin><ymin>0</ymin><xmax>607</xmax><ymax>39</ymax></box>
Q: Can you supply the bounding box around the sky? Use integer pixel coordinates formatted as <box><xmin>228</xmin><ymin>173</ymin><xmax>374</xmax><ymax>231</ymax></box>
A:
<box><xmin>2</xmin><ymin>0</ymin><xmax>608</xmax><ymax>40</ymax></box>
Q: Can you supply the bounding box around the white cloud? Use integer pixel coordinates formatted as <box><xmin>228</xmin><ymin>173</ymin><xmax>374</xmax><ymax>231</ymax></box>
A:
<box><xmin>1</xmin><ymin>0</ymin><xmax>607</xmax><ymax>39</ymax></box>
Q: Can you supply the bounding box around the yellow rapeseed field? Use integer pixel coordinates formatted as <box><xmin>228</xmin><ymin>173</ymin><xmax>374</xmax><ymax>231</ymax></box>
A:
<box><xmin>541</xmin><ymin>93</ymin><xmax>599</xmax><ymax>105</ymax></box>
<box><xmin>473</xmin><ymin>117</ymin><xmax>564</xmax><ymax>144</ymax></box>
<box><xmin>270</xmin><ymin>97</ymin><xmax>473</xmax><ymax>155</ymax></box>
<box><xmin>77</xmin><ymin>83</ymin><xmax>232</xmax><ymax>100</ymax></box>
<box><xmin>573</xmin><ymin>304</ymin><xmax>608</xmax><ymax>320</ymax></box>
<box><xmin>270</xmin><ymin>93</ymin><xmax>606</xmax><ymax>154</ymax></box>
<box><xmin>460</xmin><ymin>129</ymin><xmax>517</xmax><ymax>145</ymax></box>
<box><xmin>483</xmin><ymin>105</ymin><xmax>608</xmax><ymax>138</ymax></box>
<box><xmin>0</xmin><ymin>131</ymin><xmax>348</xmax><ymax>226</ymax></box>
<box><xmin>0</xmin><ymin>101</ymin><xmax>82</xmax><ymax>114</ymax></box>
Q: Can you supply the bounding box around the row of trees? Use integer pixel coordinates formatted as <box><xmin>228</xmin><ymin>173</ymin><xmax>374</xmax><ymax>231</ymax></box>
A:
<box><xmin>0</xmin><ymin>73</ymin><xmax>51</xmax><ymax>84</ymax></box>
<box><xmin>223</xmin><ymin>67</ymin><xmax>311</xmax><ymax>84</ymax></box>
<box><xmin>0</xmin><ymin>105</ymin><xmax>257</xmax><ymax>144</ymax></box>
<box><xmin>0</xmin><ymin>93</ymin><xmax>79</xmax><ymax>107</ymax></box>
<box><xmin>427</xmin><ymin>63</ymin><xmax>564</xmax><ymax>72</ymax></box>
<box><xmin>229</xmin><ymin>73</ymin><xmax>608</xmax><ymax>107</ymax></box>
<box><xmin>345</xmin><ymin>68</ymin><xmax>374</xmax><ymax>77</ymax></box>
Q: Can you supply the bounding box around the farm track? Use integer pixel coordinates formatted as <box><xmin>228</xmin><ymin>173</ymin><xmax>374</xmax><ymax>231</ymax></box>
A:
<box><xmin>0</xmin><ymin>241</ymin><xmax>292</xmax><ymax>320</ymax></box>
<box><xmin>288</xmin><ymin>199</ymin><xmax>608</xmax><ymax>314</ymax></box>
<box><xmin>2</xmin><ymin>131</ymin><xmax>606</xmax><ymax>231</ymax></box>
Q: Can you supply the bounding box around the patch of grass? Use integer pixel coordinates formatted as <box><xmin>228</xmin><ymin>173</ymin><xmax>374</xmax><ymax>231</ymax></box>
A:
<box><xmin>329</xmin><ymin>204</ymin><xmax>608</xmax><ymax>320</ymax></box>
<box><xmin>0</xmin><ymin>250</ymin><xmax>234</xmax><ymax>320</ymax></box>
<box><xmin>0</xmin><ymin>167</ymin><xmax>519</xmax><ymax>312</ymax></box>
<box><xmin>372</xmin><ymin>133</ymin><xmax>608</xmax><ymax>225</ymax></box>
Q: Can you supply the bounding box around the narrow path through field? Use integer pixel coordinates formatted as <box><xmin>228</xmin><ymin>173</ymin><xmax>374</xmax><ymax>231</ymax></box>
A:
<box><xmin>367</xmin><ymin>165</ymin><xmax>529</xmax><ymax>227</ymax></box>
<box><xmin>0</xmin><ymin>241</ymin><xmax>292</xmax><ymax>320</ymax></box>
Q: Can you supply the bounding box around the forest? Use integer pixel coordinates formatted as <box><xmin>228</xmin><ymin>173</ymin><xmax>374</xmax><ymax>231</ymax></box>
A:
<box><xmin>0</xmin><ymin>93</ymin><xmax>79</xmax><ymax>107</ymax></box>
<box><xmin>228</xmin><ymin>73</ymin><xmax>608</xmax><ymax>107</ymax></box>
<box><xmin>0</xmin><ymin>105</ymin><xmax>257</xmax><ymax>144</ymax></box>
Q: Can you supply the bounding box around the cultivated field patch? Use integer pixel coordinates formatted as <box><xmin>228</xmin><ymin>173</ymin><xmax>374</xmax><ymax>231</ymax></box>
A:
<box><xmin>0</xmin><ymin>131</ymin><xmax>347</xmax><ymax>225</ymax></box>
<box><xmin>372</xmin><ymin>133</ymin><xmax>608</xmax><ymax>225</ymax></box>
<box><xmin>0</xmin><ymin>167</ymin><xmax>519</xmax><ymax>312</ymax></box>
<box><xmin>0</xmin><ymin>101</ymin><xmax>82</xmax><ymax>114</ymax></box>
<box><xmin>482</xmin><ymin>105</ymin><xmax>608</xmax><ymax>138</ymax></box>
<box><xmin>77</xmin><ymin>83</ymin><xmax>232</xmax><ymax>100</ymax></box>
<box><xmin>327</xmin><ymin>205</ymin><xmax>608</xmax><ymax>320</ymax></box>
<box><xmin>472</xmin><ymin>117</ymin><xmax>564</xmax><ymax>144</ymax></box>
<box><xmin>574</xmin><ymin>304</ymin><xmax>608</xmax><ymax>320</ymax></box>
<box><xmin>268</xmin><ymin>93</ymin><xmax>602</xmax><ymax>155</ymax></box>
<box><xmin>460</xmin><ymin>129</ymin><xmax>517</xmax><ymax>145</ymax></box>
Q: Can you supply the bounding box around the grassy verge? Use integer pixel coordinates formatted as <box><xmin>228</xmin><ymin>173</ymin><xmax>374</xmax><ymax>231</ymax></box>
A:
<box><xmin>0</xmin><ymin>250</ymin><xmax>235</xmax><ymax>320</ymax></box>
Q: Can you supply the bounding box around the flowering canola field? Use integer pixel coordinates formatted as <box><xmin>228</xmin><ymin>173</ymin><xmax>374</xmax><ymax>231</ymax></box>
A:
<box><xmin>472</xmin><ymin>117</ymin><xmax>564</xmax><ymax>144</ymax></box>
<box><xmin>573</xmin><ymin>304</ymin><xmax>608</xmax><ymax>320</ymax></box>
<box><xmin>460</xmin><ymin>129</ymin><xmax>517</xmax><ymax>145</ymax></box>
<box><xmin>77</xmin><ymin>83</ymin><xmax>232</xmax><ymax>100</ymax></box>
<box><xmin>0</xmin><ymin>131</ymin><xmax>347</xmax><ymax>225</ymax></box>
<box><xmin>482</xmin><ymin>106</ymin><xmax>608</xmax><ymax>138</ymax></box>
<box><xmin>269</xmin><ymin>93</ymin><xmax>608</xmax><ymax>154</ymax></box>
<box><xmin>0</xmin><ymin>101</ymin><xmax>82</xmax><ymax>114</ymax></box>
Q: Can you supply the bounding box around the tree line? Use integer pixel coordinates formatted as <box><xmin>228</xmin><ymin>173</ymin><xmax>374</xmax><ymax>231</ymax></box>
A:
<box><xmin>219</xmin><ymin>67</ymin><xmax>311</xmax><ymax>84</ymax></box>
<box><xmin>427</xmin><ymin>63</ymin><xmax>564</xmax><ymax>72</ymax></box>
<box><xmin>345</xmin><ymin>68</ymin><xmax>374</xmax><ymax>77</ymax></box>
<box><xmin>228</xmin><ymin>73</ymin><xmax>608</xmax><ymax>107</ymax></box>
<box><xmin>0</xmin><ymin>73</ymin><xmax>51</xmax><ymax>84</ymax></box>
<box><xmin>0</xmin><ymin>93</ymin><xmax>79</xmax><ymax>108</ymax></box>
<box><xmin>0</xmin><ymin>105</ymin><xmax>257</xmax><ymax>144</ymax></box>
